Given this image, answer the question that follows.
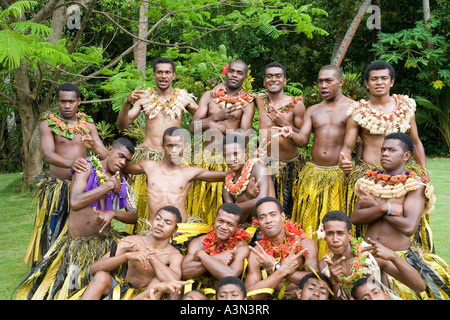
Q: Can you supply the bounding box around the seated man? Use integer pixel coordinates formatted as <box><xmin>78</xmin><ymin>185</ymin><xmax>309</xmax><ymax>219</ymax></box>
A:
<box><xmin>181</xmin><ymin>203</ymin><xmax>251</xmax><ymax>295</ymax></box>
<box><xmin>351</xmin><ymin>277</ymin><xmax>391</xmax><ymax>300</ymax></box>
<box><xmin>15</xmin><ymin>138</ymin><xmax>137</xmax><ymax>300</ymax></box>
<box><xmin>216</xmin><ymin>276</ymin><xmax>247</xmax><ymax>300</ymax></box>
<box><xmin>245</xmin><ymin>197</ymin><xmax>319</xmax><ymax>300</ymax></box>
<box><xmin>296</xmin><ymin>272</ymin><xmax>332</xmax><ymax>301</ymax></box>
<box><xmin>123</xmin><ymin>127</ymin><xmax>231</xmax><ymax>225</ymax></box>
<box><xmin>352</xmin><ymin>132</ymin><xmax>450</xmax><ymax>300</ymax></box>
<box><xmin>80</xmin><ymin>206</ymin><xmax>184</xmax><ymax>300</ymax></box>
<box><xmin>222</xmin><ymin>133</ymin><xmax>275</xmax><ymax>223</ymax></box>
<box><xmin>319</xmin><ymin>210</ymin><xmax>426</xmax><ymax>300</ymax></box>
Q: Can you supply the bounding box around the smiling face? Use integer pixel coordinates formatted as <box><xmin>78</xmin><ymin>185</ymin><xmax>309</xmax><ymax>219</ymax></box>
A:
<box><xmin>256</xmin><ymin>201</ymin><xmax>285</xmax><ymax>238</ymax></box>
<box><xmin>365</xmin><ymin>68</ymin><xmax>394</xmax><ymax>97</ymax></box>
<box><xmin>323</xmin><ymin>220</ymin><xmax>352</xmax><ymax>256</ymax></box>
<box><xmin>153</xmin><ymin>63</ymin><xmax>176</xmax><ymax>90</ymax></box>
<box><xmin>213</xmin><ymin>209</ymin><xmax>241</xmax><ymax>242</ymax></box>
<box><xmin>380</xmin><ymin>138</ymin><xmax>411</xmax><ymax>172</ymax></box>
<box><xmin>151</xmin><ymin>209</ymin><xmax>178</xmax><ymax>239</ymax></box>
<box><xmin>317</xmin><ymin>68</ymin><xmax>343</xmax><ymax>101</ymax></box>
<box><xmin>225</xmin><ymin>61</ymin><xmax>247</xmax><ymax>90</ymax></box>
<box><xmin>264</xmin><ymin>66</ymin><xmax>286</xmax><ymax>94</ymax></box>
<box><xmin>56</xmin><ymin>90</ymin><xmax>81</xmax><ymax>120</ymax></box>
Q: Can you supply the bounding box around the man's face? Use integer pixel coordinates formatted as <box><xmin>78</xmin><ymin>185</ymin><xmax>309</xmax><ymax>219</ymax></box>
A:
<box><xmin>107</xmin><ymin>144</ymin><xmax>133</xmax><ymax>174</ymax></box>
<box><xmin>163</xmin><ymin>135</ymin><xmax>184</xmax><ymax>164</ymax></box>
<box><xmin>56</xmin><ymin>91</ymin><xmax>80</xmax><ymax>119</ymax></box>
<box><xmin>264</xmin><ymin>66</ymin><xmax>286</xmax><ymax>94</ymax></box>
<box><xmin>323</xmin><ymin>220</ymin><xmax>352</xmax><ymax>256</ymax></box>
<box><xmin>296</xmin><ymin>278</ymin><xmax>329</xmax><ymax>301</ymax></box>
<box><xmin>317</xmin><ymin>69</ymin><xmax>343</xmax><ymax>101</ymax></box>
<box><xmin>256</xmin><ymin>201</ymin><xmax>285</xmax><ymax>238</ymax></box>
<box><xmin>380</xmin><ymin>139</ymin><xmax>410</xmax><ymax>172</ymax></box>
<box><xmin>216</xmin><ymin>284</ymin><xmax>245</xmax><ymax>300</ymax></box>
<box><xmin>225</xmin><ymin>61</ymin><xmax>247</xmax><ymax>90</ymax></box>
<box><xmin>151</xmin><ymin>209</ymin><xmax>178</xmax><ymax>240</ymax></box>
<box><xmin>224</xmin><ymin>142</ymin><xmax>246</xmax><ymax>172</ymax></box>
<box><xmin>365</xmin><ymin>68</ymin><xmax>394</xmax><ymax>97</ymax></box>
<box><xmin>355</xmin><ymin>281</ymin><xmax>390</xmax><ymax>300</ymax></box>
<box><xmin>154</xmin><ymin>63</ymin><xmax>176</xmax><ymax>90</ymax></box>
<box><xmin>214</xmin><ymin>209</ymin><xmax>241</xmax><ymax>242</ymax></box>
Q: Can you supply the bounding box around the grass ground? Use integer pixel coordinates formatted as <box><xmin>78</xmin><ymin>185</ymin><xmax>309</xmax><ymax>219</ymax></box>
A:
<box><xmin>0</xmin><ymin>158</ymin><xmax>449</xmax><ymax>300</ymax></box>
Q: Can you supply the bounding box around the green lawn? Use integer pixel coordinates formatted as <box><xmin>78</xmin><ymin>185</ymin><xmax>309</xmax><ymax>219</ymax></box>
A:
<box><xmin>0</xmin><ymin>158</ymin><xmax>449</xmax><ymax>300</ymax></box>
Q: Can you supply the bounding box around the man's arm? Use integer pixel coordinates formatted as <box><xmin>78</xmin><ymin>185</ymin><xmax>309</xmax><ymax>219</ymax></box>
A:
<box><xmin>339</xmin><ymin>117</ymin><xmax>360</xmax><ymax>174</ymax></box>
<box><xmin>116</xmin><ymin>97</ymin><xmax>145</xmax><ymax>131</ymax></box>
<box><xmin>181</xmin><ymin>237</ymin><xmax>208</xmax><ymax>279</ymax></box>
<box><xmin>407</xmin><ymin>116</ymin><xmax>428</xmax><ymax>177</ymax></box>
<box><xmin>289</xmin><ymin>107</ymin><xmax>314</xmax><ymax>147</ymax></box>
<box><xmin>193</xmin><ymin>167</ymin><xmax>230</xmax><ymax>182</ymax></box>
<box><xmin>149</xmin><ymin>251</ymin><xmax>183</xmax><ymax>281</ymax></box>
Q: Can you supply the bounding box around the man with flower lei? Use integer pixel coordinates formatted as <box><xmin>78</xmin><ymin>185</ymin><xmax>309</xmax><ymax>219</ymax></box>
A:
<box><xmin>253</xmin><ymin>62</ymin><xmax>307</xmax><ymax>219</ymax></box>
<box><xmin>25</xmin><ymin>83</ymin><xmax>108</xmax><ymax>268</ymax></box>
<box><xmin>116</xmin><ymin>57</ymin><xmax>198</xmax><ymax>235</ymax></box>
<box><xmin>318</xmin><ymin>210</ymin><xmax>426</xmax><ymax>300</ymax></box>
<box><xmin>186</xmin><ymin>59</ymin><xmax>255</xmax><ymax>225</ymax></box>
<box><xmin>181</xmin><ymin>203</ymin><xmax>251</xmax><ymax>299</ymax></box>
<box><xmin>222</xmin><ymin>133</ymin><xmax>276</xmax><ymax>224</ymax></box>
<box><xmin>339</xmin><ymin>61</ymin><xmax>428</xmax><ymax>239</ymax></box>
<box><xmin>352</xmin><ymin>133</ymin><xmax>450</xmax><ymax>300</ymax></box>
<box><xmin>16</xmin><ymin>138</ymin><xmax>138</xmax><ymax>300</ymax></box>
<box><xmin>245</xmin><ymin>197</ymin><xmax>319</xmax><ymax>300</ymax></box>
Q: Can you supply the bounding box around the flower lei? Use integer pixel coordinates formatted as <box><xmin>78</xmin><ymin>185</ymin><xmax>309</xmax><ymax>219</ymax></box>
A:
<box><xmin>347</xmin><ymin>94</ymin><xmax>416</xmax><ymax>135</ymax></box>
<box><xmin>263</xmin><ymin>92</ymin><xmax>303</xmax><ymax>114</ymax></box>
<box><xmin>257</xmin><ymin>220</ymin><xmax>308</xmax><ymax>262</ymax></box>
<box><xmin>325</xmin><ymin>237</ymin><xmax>369</xmax><ymax>291</ymax></box>
<box><xmin>224</xmin><ymin>158</ymin><xmax>262</xmax><ymax>196</ymax></box>
<box><xmin>213</xmin><ymin>89</ymin><xmax>254</xmax><ymax>109</ymax></box>
<box><xmin>41</xmin><ymin>112</ymin><xmax>93</xmax><ymax>139</ymax></box>
<box><xmin>140</xmin><ymin>87</ymin><xmax>195</xmax><ymax>122</ymax></box>
<box><xmin>202</xmin><ymin>227</ymin><xmax>250</xmax><ymax>256</ymax></box>
<box><xmin>90</xmin><ymin>155</ymin><xmax>122</xmax><ymax>186</ymax></box>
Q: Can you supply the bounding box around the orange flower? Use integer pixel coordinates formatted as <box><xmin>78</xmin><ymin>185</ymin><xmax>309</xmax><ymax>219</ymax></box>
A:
<box><xmin>59</xmin><ymin>122</ymin><xmax>67</xmax><ymax>130</ymax></box>
<box><xmin>390</xmin><ymin>176</ymin><xmax>398</xmax><ymax>183</ymax></box>
<box><xmin>399</xmin><ymin>175</ymin><xmax>407</xmax><ymax>182</ymax></box>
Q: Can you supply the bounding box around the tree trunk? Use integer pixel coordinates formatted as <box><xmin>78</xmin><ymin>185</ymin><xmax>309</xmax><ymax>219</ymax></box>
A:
<box><xmin>135</xmin><ymin>1</ymin><xmax>149</xmax><ymax>77</ymax></box>
<box><xmin>330</xmin><ymin>0</ymin><xmax>371</xmax><ymax>67</ymax></box>
<box><xmin>422</xmin><ymin>0</ymin><xmax>431</xmax><ymax>25</ymax></box>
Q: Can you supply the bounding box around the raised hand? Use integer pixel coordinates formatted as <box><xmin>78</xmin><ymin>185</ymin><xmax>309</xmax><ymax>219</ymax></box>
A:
<box><xmin>362</xmin><ymin>237</ymin><xmax>397</xmax><ymax>261</ymax></box>
<box><xmin>339</xmin><ymin>152</ymin><xmax>353</xmax><ymax>174</ymax></box>
<box><xmin>247</xmin><ymin>177</ymin><xmax>261</xmax><ymax>198</ymax></box>
<box><xmin>323</xmin><ymin>255</ymin><xmax>346</xmax><ymax>284</ymax></box>
<box><xmin>126</xmin><ymin>85</ymin><xmax>146</xmax><ymax>104</ymax></box>
<box><xmin>272</xmin><ymin>126</ymin><xmax>293</xmax><ymax>139</ymax></box>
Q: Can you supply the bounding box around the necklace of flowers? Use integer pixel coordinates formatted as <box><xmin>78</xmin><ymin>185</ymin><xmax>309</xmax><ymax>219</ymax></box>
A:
<box><xmin>140</xmin><ymin>87</ymin><xmax>194</xmax><ymax>121</ymax></box>
<box><xmin>202</xmin><ymin>227</ymin><xmax>250</xmax><ymax>256</ymax></box>
<box><xmin>256</xmin><ymin>220</ymin><xmax>308</xmax><ymax>262</ymax></box>
<box><xmin>214</xmin><ymin>89</ymin><xmax>253</xmax><ymax>109</ymax></box>
<box><xmin>224</xmin><ymin>158</ymin><xmax>262</xmax><ymax>196</ymax></box>
<box><xmin>325</xmin><ymin>237</ymin><xmax>368</xmax><ymax>291</ymax></box>
<box><xmin>347</xmin><ymin>94</ymin><xmax>416</xmax><ymax>135</ymax></box>
<box><xmin>263</xmin><ymin>92</ymin><xmax>303</xmax><ymax>114</ymax></box>
<box><xmin>90</xmin><ymin>155</ymin><xmax>122</xmax><ymax>186</ymax></box>
<box><xmin>41</xmin><ymin>112</ymin><xmax>93</xmax><ymax>140</ymax></box>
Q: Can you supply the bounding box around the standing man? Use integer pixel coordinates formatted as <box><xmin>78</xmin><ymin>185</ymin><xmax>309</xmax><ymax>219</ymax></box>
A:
<box><xmin>187</xmin><ymin>59</ymin><xmax>255</xmax><ymax>224</ymax></box>
<box><xmin>25</xmin><ymin>83</ymin><xmax>108</xmax><ymax>267</ymax></box>
<box><xmin>245</xmin><ymin>197</ymin><xmax>318</xmax><ymax>300</ymax></box>
<box><xmin>274</xmin><ymin>65</ymin><xmax>353</xmax><ymax>258</ymax></box>
<box><xmin>255</xmin><ymin>62</ymin><xmax>306</xmax><ymax>217</ymax></box>
<box><xmin>116</xmin><ymin>57</ymin><xmax>198</xmax><ymax>234</ymax></box>
<box><xmin>16</xmin><ymin>138</ymin><xmax>137</xmax><ymax>300</ymax></box>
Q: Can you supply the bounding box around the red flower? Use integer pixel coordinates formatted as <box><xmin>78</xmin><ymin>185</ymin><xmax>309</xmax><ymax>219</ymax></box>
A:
<box><xmin>222</xmin><ymin>64</ymin><xmax>229</xmax><ymax>75</ymax></box>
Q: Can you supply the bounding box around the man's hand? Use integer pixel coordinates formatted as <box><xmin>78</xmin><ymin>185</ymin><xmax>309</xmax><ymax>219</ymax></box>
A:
<box><xmin>108</xmin><ymin>172</ymin><xmax>122</xmax><ymax>195</ymax></box>
<box><xmin>339</xmin><ymin>152</ymin><xmax>353</xmax><ymax>174</ymax></box>
<box><xmin>266</xmin><ymin>108</ymin><xmax>291</xmax><ymax>127</ymax></box>
<box><xmin>357</xmin><ymin>188</ymin><xmax>380</xmax><ymax>208</ymax></box>
<box><xmin>272</xmin><ymin>126</ymin><xmax>294</xmax><ymax>139</ymax></box>
<box><xmin>126</xmin><ymin>85</ymin><xmax>145</xmax><ymax>104</ymax></box>
<box><xmin>71</xmin><ymin>158</ymin><xmax>90</xmax><ymax>173</ymax></box>
<box><xmin>323</xmin><ymin>255</ymin><xmax>346</xmax><ymax>284</ymax></box>
<box><xmin>250</xmin><ymin>242</ymin><xmax>278</xmax><ymax>272</ymax></box>
<box><xmin>94</xmin><ymin>208</ymin><xmax>115</xmax><ymax>234</ymax></box>
<box><xmin>247</xmin><ymin>177</ymin><xmax>261</xmax><ymax>198</ymax></box>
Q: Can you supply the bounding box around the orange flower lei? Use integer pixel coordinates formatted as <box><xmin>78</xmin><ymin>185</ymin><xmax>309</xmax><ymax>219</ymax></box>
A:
<box><xmin>224</xmin><ymin>158</ymin><xmax>262</xmax><ymax>196</ymax></box>
<box><xmin>202</xmin><ymin>227</ymin><xmax>250</xmax><ymax>256</ymax></box>
<box><xmin>41</xmin><ymin>112</ymin><xmax>92</xmax><ymax>139</ymax></box>
<box><xmin>214</xmin><ymin>89</ymin><xmax>253</xmax><ymax>109</ymax></box>
<box><xmin>257</xmin><ymin>220</ymin><xmax>308</xmax><ymax>262</ymax></box>
<box><xmin>263</xmin><ymin>92</ymin><xmax>303</xmax><ymax>114</ymax></box>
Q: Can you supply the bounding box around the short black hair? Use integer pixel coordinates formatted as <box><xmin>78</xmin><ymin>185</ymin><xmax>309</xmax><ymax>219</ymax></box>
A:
<box><xmin>55</xmin><ymin>83</ymin><xmax>82</xmax><ymax>99</ymax></box>
<box><xmin>162</xmin><ymin>127</ymin><xmax>188</xmax><ymax>145</ymax></box>
<box><xmin>216</xmin><ymin>276</ymin><xmax>247</xmax><ymax>297</ymax></box>
<box><xmin>264</xmin><ymin>62</ymin><xmax>286</xmax><ymax>78</ymax></box>
<box><xmin>112</xmin><ymin>137</ymin><xmax>135</xmax><ymax>154</ymax></box>
<box><xmin>153</xmin><ymin>57</ymin><xmax>176</xmax><ymax>73</ymax></box>
<box><xmin>182</xmin><ymin>289</ymin><xmax>207</xmax><ymax>300</ymax></box>
<box><xmin>229</xmin><ymin>59</ymin><xmax>248</xmax><ymax>75</ymax></box>
<box><xmin>223</xmin><ymin>133</ymin><xmax>246</xmax><ymax>152</ymax></box>
<box><xmin>351</xmin><ymin>277</ymin><xmax>385</xmax><ymax>300</ymax></box>
<box><xmin>384</xmin><ymin>132</ymin><xmax>414</xmax><ymax>153</ymax></box>
<box><xmin>364</xmin><ymin>60</ymin><xmax>395</xmax><ymax>82</ymax></box>
<box><xmin>217</xmin><ymin>203</ymin><xmax>243</xmax><ymax>222</ymax></box>
<box><xmin>155</xmin><ymin>205</ymin><xmax>182</xmax><ymax>224</ymax></box>
<box><xmin>322</xmin><ymin>211</ymin><xmax>352</xmax><ymax>231</ymax></box>
<box><xmin>299</xmin><ymin>272</ymin><xmax>333</xmax><ymax>299</ymax></box>
<box><xmin>320</xmin><ymin>64</ymin><xmax>343</xmax><ymax>79</ymax></box>
<box><xmin>254</xmin><ymin>196</ymin><xmax>283</xmax><ymax>218</ymax></box>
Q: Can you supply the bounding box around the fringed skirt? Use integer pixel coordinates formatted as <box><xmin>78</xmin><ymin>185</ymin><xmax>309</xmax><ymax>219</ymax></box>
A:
<box><xmin>24</xmin><ymin>175</ymin><xmax>71</xmax><ymax>267</ymax></box>
<box><xmin>15</xmin><ymin>228</ymin><xmax>124</xmax><ymax>300</ymax></box>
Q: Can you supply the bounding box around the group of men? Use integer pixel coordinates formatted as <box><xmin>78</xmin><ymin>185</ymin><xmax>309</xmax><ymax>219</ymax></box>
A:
<box><xmin>14</xmin><ymin>57</ymin><xmax>450</xmax><ymax>300</ymax></box>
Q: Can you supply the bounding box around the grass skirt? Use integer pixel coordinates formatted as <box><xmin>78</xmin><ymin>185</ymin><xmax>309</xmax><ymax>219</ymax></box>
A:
<box><xmin>24</xmin><ymin>174</ymin><xmax>71</xmax><ymax>268</ymax></box>
<box><xmin>15</xmin><ymin>227</ymin><xmax>124</xmax><ymax>300</ymax></box>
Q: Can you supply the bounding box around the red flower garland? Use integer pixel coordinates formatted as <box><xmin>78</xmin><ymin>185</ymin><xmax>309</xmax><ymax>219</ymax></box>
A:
<box><xmin>202</xmin><ymin>228</ymin><xmax>250</xmax><ymax>256</ymax></box>
<box><xmin>224</xmin><ymin>158</ymin><xmax>261</xmax><ymax>196</ymax></box>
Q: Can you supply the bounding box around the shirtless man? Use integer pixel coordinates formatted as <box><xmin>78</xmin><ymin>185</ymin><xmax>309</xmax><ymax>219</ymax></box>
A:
<box><xmin>116</xmin><ymin>57</ymin><xmax>198</xmax><ymax>233</ymax></box>
<box><xmin>80</xmin><ymin>206</ymin><xmax>184</xmax><ymax>300</ymax></box>
<box><xmin>255</xmin><ymin>62</ymin><xmax>306</xmax><ymax>217</ymax></box>
<box><xmin>245</xmin><ymin>197</ymin><xmax>318</xmax><ymax>300</ymax></box>
<box><xmin>181</xmin><ymin>203</ymin><xmax>250</xmax><ymax>291</ymax></box>
<box><xmin>16</xmin><ymin>138</ymin><xmax>137</xmax><ymax>300</ymax></box>
<box><xmin>274</xmin><ymin>65</ymin><xmax>353</xmax><ymax>257</ymax></box>
<box><xmin>123</xmin><ymin>127</ymin><xmax>231</xmax><ymax>224</ymax></box>
<box><xmin>25</xmin><ymin>83</ymin><xmax>107</xmax><ymax>267</ymax></box>
<box><xmin>187</xmin><ymin>59</ymin><xmax>255</xmax><ymax>224</ymax></box>
<box><xmin>351</xmin><ymin>133</ymin><xmax>450</xmax><ymax>300</ymax></box>
<box><xmin>222</xmin><ymin>133</ymin><xmax>275</xmax><ymax>223</ymax></box>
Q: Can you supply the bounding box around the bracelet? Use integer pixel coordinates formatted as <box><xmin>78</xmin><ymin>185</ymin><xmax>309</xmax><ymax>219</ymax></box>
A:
<box><xmin>109</xmin><ymin>179</ymin><xmax>117</xmax><ymax>191</ymax></box>
<box><xmin>386</xmin><ymin>202</ymin><xmax>391</xmax><ymax>216</ymax></box>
